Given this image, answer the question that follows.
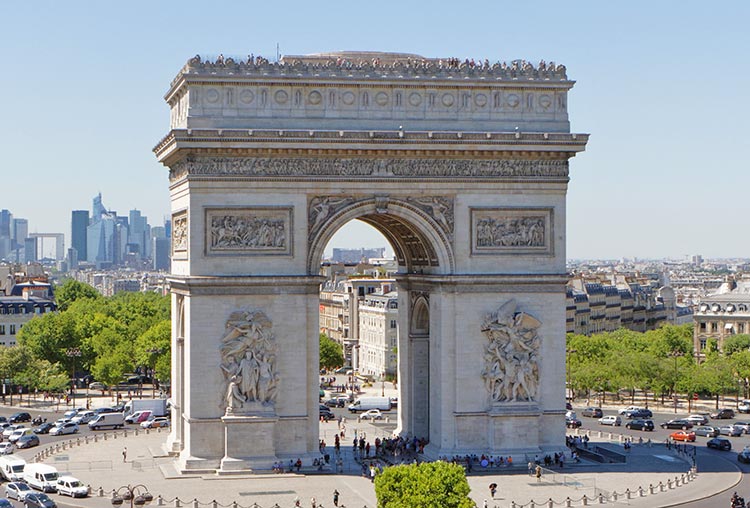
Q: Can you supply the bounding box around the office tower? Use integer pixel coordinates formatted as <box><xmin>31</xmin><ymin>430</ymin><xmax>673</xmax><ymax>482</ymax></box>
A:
<box><xmin>71</xmin><ymin>210</ymin><xmax>89</xmax><ymax>261</ymax></box>
<box><xmin>153</xmin><ymin>237</ymin><xmax>170</xmax><ymax>271</ymax></box>
<box><xmin>24</xmin><ymin>237</ymin><xmax>37</xmax><ymax>262</ymax></box>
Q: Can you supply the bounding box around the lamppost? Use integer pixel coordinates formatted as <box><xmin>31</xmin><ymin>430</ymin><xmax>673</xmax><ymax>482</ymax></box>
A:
<box><xmin>110</xmin><ymin>484</ymin><xmax>153</xmax><ymax>508</ymax></box>
<box><xmin>381</xmin><ymin>372</ymin><xmax>385</xmax><ymax>397</ymax></box>
<box><xmin>66</xmin><ymin>347</ymin><xmax>82</xmax><ymax>399</ymax></box>
<box><xmin>146</xmin><ymin>348</ymin><xmax>163</xmax><ymax>399</ymax></box>
<box><xmin>670</xmin><ymin>350</ymin><xmax>685</xmax><ymax>413</ymax></box>
<box><xmin>566</xmin><ymin>349</ymin><xmax>577</xmax><ymax>403</ymax></box>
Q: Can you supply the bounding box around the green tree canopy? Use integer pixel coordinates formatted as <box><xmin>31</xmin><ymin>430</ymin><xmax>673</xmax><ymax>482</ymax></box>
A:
<box><xmin>54</xmin><ymin>279</ymin><xmax>100</xmax><ymax>311</ymax></box>
<box><xmin>374</xmin><ymin>462</ymin><xmax>473</xmax><ymax>508</ymax></box>
<box><xmin>320</xmin><ymin>333</ymin><xmax>344</xmax><ymax>370</ymax></box>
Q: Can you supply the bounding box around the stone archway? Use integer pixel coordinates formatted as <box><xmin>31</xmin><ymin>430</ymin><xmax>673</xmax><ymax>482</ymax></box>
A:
<box><xmin>155</xmin><ymin>51</ymin><xmax>587</xmax><ymax>472</ymax></box>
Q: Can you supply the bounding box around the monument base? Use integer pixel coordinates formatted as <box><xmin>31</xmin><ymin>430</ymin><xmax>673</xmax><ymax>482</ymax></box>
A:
<box><xmin>219</xmin><ymin>413</ymin><xmax>279</xmax><ymax>473</ymax></box>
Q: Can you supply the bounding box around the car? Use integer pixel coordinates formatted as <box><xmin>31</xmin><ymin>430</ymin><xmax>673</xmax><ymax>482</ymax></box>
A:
<box><xmin>141</xmin><ymin>417</ymin><xmax>170</xmax><ymax>429</ymax></box>
<box><xmin>582</xmin><ymin>407</ymin><xmax>603</xmax><ymax>418</ymax></box>
<box><xmin>598</xmin><ymin>415</ymin><xmax>621</xmax><ymax>426</ymax></box>
<box><xmin>2</xmin><ymin>425</ymin><xmax>24</xmax><ymax>438</ymax></box>
<box><xmin>670</xmin><ymin>431</ymin><xmax>696</xmax><ymax>442</ymax></box>
<box><xmin>71</xmin><ymin>411</ymin><xmax>95</xmax><ymax>425</ymax></box>
<box><xmin>334</xmin><ymin>366</ymin><xmax>352</xmax><ymax>374</ymax></box>
<box><xmin>739</xmin><ymin>449</ymin><xmax>750</xmax><ymax>463</ymax></box>
<box><xmin>739</xmin><ymin>400</ymin><xmax>750</xmax><ymax>413</ymax></box>
<box><xmin>319</xmin><ymin>407</ymin><xmax>334</xmax><ymax>422</ymax></box>
<box><xmin>360</xmin><ymin>409</ymin><xmax>383</xmax><ymax>420</ymax></box>
<box><xmin>566</xmin><ymin>418</ymin><xmax>582</xmax><ymax>429</ymax></box>
<box><xmin>685</xmin><ymin>414</ymin><xmax>709</xmax><ymax>425</ymax></box>
<box><xmin>16</xmin><ymin>435</ymin><xmax>40</xmax><ymax>449</ymax></box>
<box><xmin>711</xmin><ymin>409</ymin><xmax>736</xmax><ymax>420</ymax></box>
<box><xmin>719</xmin><ymin>425</ymin><xmax>743</xmax><ymax>437</ymax></box>
<box><xmin>55</xmin><ymin>477</ymin><xmax>88</xmax><ymax>498</ymax></box>
<box><xmin>23</xmin><ymin>492</ymin><xmax>57</xmax><ymax>508</ymax></box>
<box><xmin>694</xmin><ymin>426</ymin><xmax>721</xmax><ymax>437</ymax></box>
<box><xmin>661</xmin><ymin>419</ymin><xmax>694</xmax><ymax>430</ymax></box>
<box><xmin>124</xmin><ymin>411</ymin><xmax>152</xmax><ymax>424</ymax></box>
<box><xmin>0</xmin><ymin>443</ymin><xmax>14</xmax><ymax>455</ymax></box>
<box><xmin>0</xmin><ymin>499</ymin><xmax>11</xmax><ymax>508</ymax></box>
<box><xmin>625</xmin><ymin>419</ymin><xmax>654</xmax><ymax>431</ymax></box>
<box><xmin>707</xmin><ymin>437</ymin><xmax>732</xmax><ymax>451</ymax></box>
<box><xmin>33</xmin><ymin>423</ymin><xmax>55</xmax><ymax>435</ymax></box>
<box><xmin>623</xmin><ymin>409</ymin><xmax>653</xmax><ymax>419</ymax></box>
<box><xmin>49</xmin><ymin>423</ymin><xmax>78</xmax><ymax>436</ymax></box>
<box><xmin>324</xmin><ymin>397</ymin><xmax>346</xmax><ymax>408</ymax></box>
<box><xmin>8</xmin><ymin>413</ymin><xmax>30</xmax><ymax>424</ymax></box>
<box><xmin>566</xmin><ymin>402</ymin><xmax>573</xmax><ymax>410</ymax></box>
<box><xmin>88</xmin><ymin>382</ymin><xmax>108</xmax><ymax>391</ymax></box>
<box><xmin>618</xmin><ymin>406</ymin><xmax>644</xmax><ymax>415</ymax></box>
<box><xmin>5</xmin><ymin>482</ymin><xmax>32</xmax><ymax>501</ymax></box>
<box><xmin>734</xmin><ymin>422</ymin><xmax>750</xmax><ymax>434</ymax></box>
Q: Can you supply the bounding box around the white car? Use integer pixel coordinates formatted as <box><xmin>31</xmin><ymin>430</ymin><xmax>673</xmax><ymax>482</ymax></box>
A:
<box><xmin>71</xmin><ymin>411</ymin><xmax>95</xmax><ymax>425</ymax></box>
<box><xmin>2</xmin><ymin>425</ymin><xmax>23</xmax><ymax>438</ymax></box>
<box><xmin>360</xmin><ymin>409</ymin><xmax>383</xmax><ymax>420</ymax></box>
<box><xmin>56</xmin><ymin>476</ymin><xmax>89</xmax><ymax>498</ymax></box>
<box><xmin>598</xmin><ymin>415</ymin><xmax>622</xmax><ymax>426</ymax></box>
<box><xmin>140</xmin><ymin>417</ymin><xmax>170</xmax><ymax>429</ymax></box>
<box><xmin>686</xmin><ymin>414</ymin><xmax>709</xmax><ymax>425</ymax></box>
<box><xmin>5</xmin><ymin>481</ymin><xmax>32</xmax><ymax>501</ymax></box>
<box><xmin>50</xmin><ymin>422</ymin><xmax>79</xmax><ymax>436</ymax></box>
<box><xmin>618</xmin><ymin>406</ymin><xmax>644</xmax><ymax>415</ymax></box>
<box><xmin>0</xmin><ymin>442</ymin><xmax>14</xmax><ymax>454</ymax></box>
<box><xmin>739</xmin><ymin>400</ymin><xmax>750</xmax><ymax>413</ymax></box>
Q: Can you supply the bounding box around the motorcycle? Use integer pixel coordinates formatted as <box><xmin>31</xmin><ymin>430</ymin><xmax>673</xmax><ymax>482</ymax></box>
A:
<box><xmin>32</xmin><ymin>417</ymin><xmax>47</xmax><ymax>426</ymax></box>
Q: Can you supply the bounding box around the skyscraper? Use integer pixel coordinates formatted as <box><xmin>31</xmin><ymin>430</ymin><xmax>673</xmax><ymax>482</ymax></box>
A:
<box><xmin>71</xmin><ymin>210</ymin><xmax>89</xmax><ymax>261</ymax></box>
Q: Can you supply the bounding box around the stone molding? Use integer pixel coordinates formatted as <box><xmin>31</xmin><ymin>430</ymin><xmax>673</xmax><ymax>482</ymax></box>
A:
<box><xmin>168</xmin><ymin>275</ymin><xmax>324</xmax><ymax>296</ymax></box>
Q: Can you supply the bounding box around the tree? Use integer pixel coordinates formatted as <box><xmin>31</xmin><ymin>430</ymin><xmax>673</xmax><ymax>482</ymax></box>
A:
<box><xmin>134</xmin><ymin>320</ymin><xmax>171</xmax><ymax>383</ymax></box>
<box><xmin>54</xmin><ymin>280</ymin><xmax>100</xmax><ymax>311</ymax></box>
<box><xmin>374</xmin><ymin>461</ymin><xmax>473</xmax><ymax>508</ymax></box>
<box><xmin>319</xmin><ymin>333</ymin><xmax>344</xmax><ymax>370</ymax></box>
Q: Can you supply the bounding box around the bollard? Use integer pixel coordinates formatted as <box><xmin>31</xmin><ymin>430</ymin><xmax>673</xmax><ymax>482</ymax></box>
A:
<box><xmin>385</xmin><ymin>417</ymin><xmax>389</xmax><ymax>423</ymax></box>
<box><xmin>157</xmin><ymin>495</ymin><xmax>164</xmax><ymax>506</ymax></box>
<box><xmin>147</xmin><ymin>429</ymin><xmax>150</xmax><ymax>435</ymax></box>
<box><xmin>660</xmin><ymin>481</ymin><xmax>665</xmax><ymax>492</ymax></box>
<box><xmin>667</xmin><ymin>479</ymin><xmax>673</xmax><ymax>489</ymax></box>
<box><xmin>530</xmin><ymin>501</ymin><xmax>535</xmax><ymax>508</ymax></box>
<box><xmin>548</xmin><ymin>499</ymin><xmax>554</xmax><ymax>508</ymax></box>
<box><xmin>639</xmin><ymin>486</ymin><xmax>645</xmax><ymax>497</ymax></box>
<box><xmin>582</xmin><ymin>494</ymin><xmax>588</xmax><ymax>506</ymax></box>
<box><xmin>649</xmin><ymin>484</ymin><xmax>655</xmax><ymax>495</ymax></box>
<box><xmin>566</xmin><ymin>497</ymin><xmax>572</xmax><ymax>507</ymax></box>
<box><xmin>212</xmin><ymin>501</ymin><xmax>218</xmax><ymax>508</ymax></box>
<box><xmin>232</xmin><ymin>503</ymin><xmax>238</xmax><ymax>508</ymax></box>
<box><xmin>626</xmin><ymin>489</ymin><xmax>631</xmax><ymax>500</ymax></box>
<box><xmin>612</xmin><ymin>492</ymin><xmax>617</xmax><ymax>501</ymax></box>
<box><xmin>113</xmin><ymin>432</ymin><xmax>117</xmax><ymax>439</ymax></box>
<box><xmin>94</xmin><ymin>435</ymin><xmax>99</xmax><ymax>442</ymax></box>
<box><xmin>511</xmin><ymin>503</ymin><xmax>517</xmax><ymax>508</ymax></box>
<box><xmin>174</xmin><ymin>499</ymin><xmax>181</xmax><ymax>508</ymax></box>
<box><xmin>598</xmin><ymin>493</ymin><xmax>604</xmax><ymax>504</ymax></box>
<box><xmin>135</xmin><ymin>429</ymin><xmax>139</xmax><ymax>436</ymax></box>
<box><xmin>192</xmin><ymin>499</ymin><xmax>198</xmax><ymax>508</ymax></box>
<box><xmin>98</xmin><ymin>487</ymin><xmax>104</xmax><ymax>497</ymax></box>
<box><xmin>104</xmin><ymin>434</ymin><xmax>108</xmax><ymax>441</ymax></box>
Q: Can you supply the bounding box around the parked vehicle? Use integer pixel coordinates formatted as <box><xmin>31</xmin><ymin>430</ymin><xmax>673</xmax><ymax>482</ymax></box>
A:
<box><xmin>623</xmin><ymin>409</ymin><xmax>653</xmax><ymax>419</ymax></box>
<box><xmin>23</xmin><ymin>464</ymin><xmax>58</xmax><ymax>492</ymax></box>
<box><xmin>123</xmin><ymin>399</ymin><xmax>168</xmax><ymax>418</ymax></box>
<box><xmin>33</xmin><ymin>423</ymin><xmax>54</xmax><ymax>435</ymax></box>
<box><xmin>5</xmin><ymin>482</ymin><xmax>32</xmax><ymax>501</ymax></box>
<box><xmin>360</xmin><ymin>409</ymin><xmax>383</xmax><ymax>420</ymax></box>
<box><xmin>140</xmin><ymin>417</ymin><xmax>170</xmax><ymax>429</ymax></box>
<box><xmin>0</xmin><ymin>455</ymin><xmax>26</xmax><ymax>481</ymax></box>
<box><xmin>49</xmin><ymin>423</ymin><xmax>78</xmax><ymax>437</ymax></box>
<box><xmin>347</xmin><ymin>397</ymin><xmax>392</xmax><ymax>413</ymax></box>
<box><xmin>670</xmin><ymin>431</ymin><xmax>696</xmax><ymax>442</ymax></box>
<box><xmin>88</xmin><ymin>413</ymin><xmax>125</xmax><ymax>431</ymax></box>
<box><xmin>719</xmin><ymin>425</ymin><xmax>743</xmax><ymax>437</ymax></box>
<box><xmin>55</xmin><ymin>476</ymin><xmax>88</xmax><ymax>498</ymax></box>
<box><xmin>16</xmin><ymin>435</ymin><xmax>40</xmax><ymax>449</ymax></box>
<box><xmin>685</xmin><ymin>414</ymin><xmax>709</xmax><ymax>425</ymax></box>
<box><xmin>618</xmin><ymin>406</ymin><xmax>644</xmax><ymax>415</ymax></box>
<box><xmin>661</xmin><ymin>419</ymin><xmax>693</xmax><ymax>430</ymax></box>
<box><xmin>598</xmin><ymin>415</ymin><xmax>621</xmax><ymax>426</ymax></box>
<box><xmin>9</xmin><ymin>413</ymin><xmax>30</xmax><ymax>424</ymax></box>
<box><xmin>625</xmin><ymin>419</ymin><xmax>654</xmax><ymax>431</ymax></box>
<box><xmin>739</xmin><ymin>400</ymin><xmax>750</xmax><ymax>414</ymax></box>
<box><xmin>733</xmin><ymin>422</ymin><xmax>750</xmax><ymax>434</ymax></box>
<box><xmin>88</xmin><ymin>382</ymin><xmax>107</xmax><ymax>391</ymax></box>
<box><xmin>711</xmin><ymin>409</ymin><xmax>735</xmax><ymax>420</ymax></box>
<box><xmin>707</xmin><ymin>437</ymin><xmax>732</xmax><ymax>451</ymax></box>
<box><xmin>694</xmin><ymin>426</ymin><xmax>721</xmax><ymax>437</ymax></box>
<box><xmin>0</xmin><ymin>444</ymin><xmax>14</xmax><ymax>455</ymax></box>
<box><xmin>582</xmin><ymin>407</ymin><xmax>603</xmax><ymax>418</ymax></box>
<box><xmin>24</xmin><ymin>492</ymin><xmax>57</xmax><ymax>508</ymax></box>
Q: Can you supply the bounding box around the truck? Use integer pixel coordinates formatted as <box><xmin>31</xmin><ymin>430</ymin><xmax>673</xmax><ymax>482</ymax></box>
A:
<box><xmin>0</xmin><ymin>454</ymin><xmax>26</xmax><ymax>481</ymax></box>
<box><xmin>123</xmin><ymin>398</ymin><xmax>168</xmax><ymax>417</ymax></box>
<box><xmin>347</xmin><ymin>396</ymin><xmax>392</xmax><ymax>413</ymax></box>
<box><xmin>23</xmin><ymin>463</ymin><xmax>59</xmax><ymax>492</ymax></box>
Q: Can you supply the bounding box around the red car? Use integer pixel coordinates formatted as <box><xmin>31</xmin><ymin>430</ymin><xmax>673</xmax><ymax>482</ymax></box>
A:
<box><xmin>670</xmin><ymin>431</ymin><xmax>696</xmax><ymax>442</ymax></box>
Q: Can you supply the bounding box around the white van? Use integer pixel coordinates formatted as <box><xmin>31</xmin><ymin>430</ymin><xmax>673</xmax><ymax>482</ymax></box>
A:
<box><xmin>56</xmin><ymin>475</ymin><xmax>89</xmax><ymax>498</ymax></box>
<box><xmin>347</xmin><ymin>396</ymin><xmax>392</xmax><ymax>413</ymax></box>
<box><xmin>88</xmin><ymin>413</ymin><xmax>125</xmax><ymax>431</ymax></box>
<box><xmin>0</xmin><ymin>454</ymin><xmax>26</xmax><ymax>481</ymax></box>
<box><xmin>23</xmin><ymin>463</ymin><xmax>58</xmax><ymax>492</ymax></box>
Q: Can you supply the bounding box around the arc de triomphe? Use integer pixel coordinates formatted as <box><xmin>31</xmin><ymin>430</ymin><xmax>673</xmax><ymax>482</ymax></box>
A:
<box><xmin>154</xmin><ymin>51</ymin><xmax>588</xmax><ymax>472</ymax></box>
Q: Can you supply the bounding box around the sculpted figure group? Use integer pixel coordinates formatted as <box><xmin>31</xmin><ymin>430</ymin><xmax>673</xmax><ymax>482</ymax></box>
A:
<box><xmin>476</xmin><ymin>216</ymin><xmax>545</xmax><ymax>248</ymax></box>
<box><xmin>220</xmin><ymin>310</ymin><xmax>279</xmax><ymax>414</ymax></box>
<box><xmin>481</xmin><ymin>300</ymin><xmax>541</xmax><ymax>404</ymax></box>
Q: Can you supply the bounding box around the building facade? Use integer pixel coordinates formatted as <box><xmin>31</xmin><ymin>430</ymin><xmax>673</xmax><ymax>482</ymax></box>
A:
<box><xmin>693</xmin><ymin>276</ymin><xmax>750</xmax><ymax>355</ymax></box>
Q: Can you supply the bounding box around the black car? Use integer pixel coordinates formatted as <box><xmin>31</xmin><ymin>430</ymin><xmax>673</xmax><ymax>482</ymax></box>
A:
<box><xmin>9</xmin><ymin>412</ymin><xmax>31</xmax><ymax>424</ymax></box>
<box><xmin>625</xmin><ymin>409</ymin><xmax>653</xmax><ymax>419</ymax></box>
<box><xmin>738</xmin><ymin>450</ymin><xmax>750</xmax><ymax>463</ymax></box>
<box><xmin>94</xmin><ymin>407</ymin><xmax>119</xmax><ymax>415</ymax></box>
<box><xmin>707</xmin><ymin>438</ymin><xmax>732</xmax><ymax>451</ymax></box>
<box><xmin>24</xmin><ymin>492</ymin><xmax>56</xmax><ymax>508</ymax></box>
<box><xmin>711</xmin><ymin>409</ymin><xmax>736</xmax><ymax>420</ymax></box>
<box><xmin>581</xmin><ymin>407</ymin><xmax>603</xmax><ymax>418</ymax></box>
<box><xmin>661</xmin><ymin>419</ymin><xmax>694</xmax><ymax>430</ymax></box>
<box><xmin>566</xmin><ymin>418</ymin><xmax>582</xmax><ymax>429</ymax></box>
<box><xmin>324</xmin><ymin>398</ymin><xmax>345</xmax><ymax>408</ymax></box>
<box><xmin>625</xmin><ymin>419</ymin><xmax>654</xmax><ymax>431</ymax></box>
<box><xmin>33</xmin><ymin>422</ymin><xmax>55</xmax><ymax>434</ymax></box>
<box><xmin>16</xmin><ymin>434</ymin><xmax>40</xmax><ymax>449</ymax></box>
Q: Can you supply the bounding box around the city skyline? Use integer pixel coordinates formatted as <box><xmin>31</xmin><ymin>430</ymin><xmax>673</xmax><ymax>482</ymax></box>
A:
<box><xmin>2</xmin><ymin>2</ymin><xmax>748</xmax><ymax>259</ymax></box>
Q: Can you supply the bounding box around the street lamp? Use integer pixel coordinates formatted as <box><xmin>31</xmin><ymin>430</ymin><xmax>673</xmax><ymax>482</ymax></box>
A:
<box><xmin>670</xmin><ymin>350</ymin><xmax>685</xmax><ymax>413</ymax></box>
<box><xmin>111</xmin><ymin>484</ymin><xmax>153</xmax><ymax>508</ymax></box>
<box><xmin>381</xmin><ymin>372</ymin><xmax>385</xmax><ymax>397</ymax></box>
<box><xmin>566</xmin><ymin>349</ymin><xmax>577</xmax><ymax>403</ymax></box>
<box><xmin>66</xmin><ymin>347</ymin><xmax>82</xmax><ymax>399</ymax></box>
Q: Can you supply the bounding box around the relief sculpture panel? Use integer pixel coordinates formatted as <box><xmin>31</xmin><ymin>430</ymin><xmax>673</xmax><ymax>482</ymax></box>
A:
<box><xmin>172</xmin><ymin>211</ymin><xmax>188</xmax><ymax>258</ymax></box>
<box><xmin>471</xmin><ymin>207</ymin><xmax>553</xmax><ymax>255</ymax></box>
<box><xmin>205</xmin><ymin>207</ymin><xmax>292</xmax><ymax>256</ymax></box>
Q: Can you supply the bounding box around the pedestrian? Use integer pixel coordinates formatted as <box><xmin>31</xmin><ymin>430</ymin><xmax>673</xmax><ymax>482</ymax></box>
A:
<box><xmin>483</xmin><ymin>500</ymin><xmax>488</xmax><ymax>508</ymax></box>
<box><xmin>535</xmin><ymin>465</ymin><xmax>542</xmax><ymax>482</ymax></box>
<box><xmin>489</xmin><ymin>482</ymin><xmax>497</xmax><ymax>498</ymax></box>
<box><xmin>122</xmin><ymin>447</ymin><xmax>127</xmax><ymax>463</ymax></box>
<box><xmin>527</xmin><ymin>461</ymin><xmax>534</xmax><ymax>476</ymax></box>
<box><xmin>333</xmin><ymin>489</ymin><xmax>340</xmax><ymax>506</ymax></box>
<box><xmin>310</xmin><ymin>497</ymin><xmax>316</xmax><ymax>508</ymax></box>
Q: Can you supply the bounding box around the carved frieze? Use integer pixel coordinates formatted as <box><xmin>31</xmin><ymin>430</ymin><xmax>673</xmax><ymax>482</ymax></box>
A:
<box><xmin>406</xmin><ymin>196</ymin><xmax>454</xmax><ymax>239</ymax></box>
<box><xmin>481</xmin><ymin>300</ymin><xmax>541</xmax><ymax>405</ymax></box>
<box><xmin>172</xmin><ymin>211</ymin><xmax>188</xmax><ymax>257</ymax></box>
<box><xmin>471</xmin><ymin>207</ymin><xmax>553</xmax><ymax>256</ymax></box>
<box><xmin>170</xmin><ymin>157</ymin><xmax>568</xmax><ymax>181</ymax></box>
<box><xmin>220</xmin><ymin>310</ymin><xmax>279</xmax><ymax>415</ymax></box>
<box><xmin>205</xmin><ymin>207</ymin><xmax>292</xmax><ymax>256</ymax></box>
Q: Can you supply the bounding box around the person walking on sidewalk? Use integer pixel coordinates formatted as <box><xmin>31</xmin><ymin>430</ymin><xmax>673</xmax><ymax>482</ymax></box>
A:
<box><xmin>535</xmin><ymin>464</ymin><xmax>542</xmax><ymax>482</ymax></box>
<box><xmin>333</xmin><ymin>489</ymin><xmax>340</xmax><ymax>506</ymax></box>
<box><xmin>489</xmin><ymin>482</ymin><xmax>497</xmax><ymax>498</ymax></box>
<box><xmin>122</xmin><ymin>447</ymin><xmax>127</xmax><ymax>463</ymax></box>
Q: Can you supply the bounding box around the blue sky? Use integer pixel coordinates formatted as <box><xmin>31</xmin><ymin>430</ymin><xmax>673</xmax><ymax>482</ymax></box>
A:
<box><xmin>2</xmin><ymin>1</ymin><xmax>748</xmax><ymax>259</ymax></box>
